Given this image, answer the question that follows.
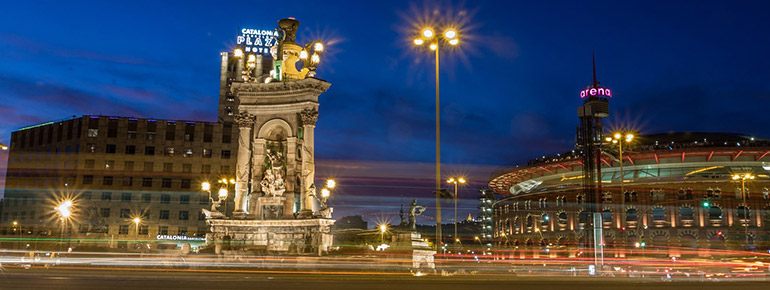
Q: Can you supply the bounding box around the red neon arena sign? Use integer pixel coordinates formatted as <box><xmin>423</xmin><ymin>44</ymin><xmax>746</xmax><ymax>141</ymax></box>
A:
<box><xmin>580</xmin><ymin>87</ymin><xmax>612</xmax><ymax>98</ymax></box>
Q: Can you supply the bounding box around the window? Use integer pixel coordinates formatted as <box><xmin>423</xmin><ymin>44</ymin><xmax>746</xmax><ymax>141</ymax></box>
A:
<box><xmin>119</xmin><ymin>225</ymin><xmax>129</xmax><ymax>235</ymax></box>
<box><xmin>121</xmin><ymin>192</ymin><xmax>131</xmax><ymax>202</ymax></box>
<box><xmin>158</xmin><ymin>226</ymin><xmax>169</xmax><ymax>235</ymax></box>
<box><xmin>199</xmin><ymin>211</ymin><xmax>207</xmax><ymax>220</ymax></box>
<box><xmin>652</xmin><ymin>207</ymin><xmax>666</xmax><ymax>222</ymax></box>
<box><xmin>626</xmin><ymin>208</ymin><xmax>638</xmax><ymax>222</ymax></box>
<box><xmin>203</xmin><ymin>149</ymin><xmax>212</xmax><ymax>158</ymax></box>
<box><xmin>124</xmin><ymin>161</ymin><xmax>134</xmax><ymax>171</ymax></box>
<box><xmin>145</xmin><ymin>146</ymin><xmax>155</xmax><ymax>155</ymax></box>
<box><xmin>142</xmin><ymin>177</ymin><xmax>153</xmax><ymax>187</ymax></box>
<box><xmin>179</xmin><ymin>211</ymin><xmax>189</xmax><ymax>220</ymax></box>
<box><xmin>201</xmin><ymin>165</ymin><xmax>211</xmax><ymax>174</ymax></box>
<box><xmin>680</xmin><ymin>207</ymin><xmax>694</xmax><ymax>221</ymax></box>
<box><xmin>127</xmin><ymin>120</ymin><xmax>137</xmax><ymax>139</ymax></box>
<box><xmin>161</xmin><ymin>194</ymin><xmax>171</xmax><ymax>204</ymax></box>
<box><xmin>142</xmin><ymin>193</ymin><xmax>151</xmax><ymax>203</ymax></box>
<box><xmin>120</xmin><ymin>208</ymin><xmax>130</xmax><ymax>218</ymax></box>
<box><xmin>222</xmin><ymin>123</ymin><xmax>232</xmax><ymax>143</ymax></box>
<box><xmin>106</xmin><ymin>144</ymin><xmax>116</xmax><ymax>154</ymax></box>
<box><xmin>180</xmin><ymin>194</ymin><xmax>190</xmax><ymax>204</ymax></box>
<box><xmin>100</xmin><ymin>208</ymin><xmax>111</xmax><ymax>218</ymax></box>
<box><xmin>159</xmin><ymin>210</ymin><xmax>169</xmax><ymax>220</ymax></box>
<box><xmin>105</xmin><ymin>160</ymin><xmax>115</xmax><ymax>169</ymax></box>
<box><xmin>83</xmin><ymin>191</ymin><xmax>92</xmax><ymax>200</ymax></box>
<box><xmin>184</xmin><ymin>148</ymin><xmax>193</xmax><ymax>157</ymax></box>
<box><xmin>182</xmin><ymin>164</ymin><xmax>192</xmax><ymax>173</ymax></box>
<box><xmin>177</xmin><ymin>226</ymin><xmax>188</xmax><ymax>236</ymax></box>
<box><xmin>220</xmin><ymin>165</ymin><xmax>230</xmax><ymax>174</ymax></box>
<box><xmin>103</xmin><ymin>176</ymin><xmax>114</xmax><ymax>186</ymax></box>
<box><xmin>162</xmin><ymin>178</ymin><xmax>172</xmax><ymax>188</ymax></box>
<box><xmin>138</xmin><ymin>225</ymin><xmax>149</xmax><ymax>235</ymax></box>
<box><xmin>708</xmin><ymin>206</ymin><xmax>723</xmax><ymax>220</ymax></box>
<box><xmin>87</xmin><ymin>143</ymin><xmax>96</xmax><ymax>153</ymax></box>
<box><xmin>221</xmin><ymin>150</ymin><xmax>231</xmax><ymax>159</ymax></box>
<box><xmin>85</xmin><ymin>159</ymin><xmax>95</xmax><ymax>169</ymax></box>
<box><xmin>181</xmin><ymin>179</ymin><xmax>191</xmax><ymax>189</ymax></box>
<box><xmin>83</xmin><ymin>175</ymin><xmax>94</xmax><ymax>184</ymax></box>
<box><xmin>184</xmin><ymin>123</ymin><xmax>195</xmax><ymax>141</ymax></box>
<box><xmin>163</xmin><ymin>163</ymin><xmax>173</xmax><ymax>172</ymax></box>
<box><xmin>88</xmin><ymin>129</ymin><xmax>98</xmax><ymax>137</ymax></box>
<box><xmin>737</xmin><ymin>206</ymin><xmax>750</xmax><ymax>221</ymax></box>
<box><xmin>125</xmin><ymin>145</ymin><xmax>136</xmax><ymax>154</ymax></box>
<box><xmin>203</xmin><ymin>124</ymin><xmax>213</xmax><ymax>142</ymax></box>
<box><xmin>122</xmin><ymin>176</ymin><xmax>133</xmax><ymax>186</ymax></box>
<box><xmin>165</xmin><ymin>147</ymin><xmax>174</xmax><ymax>156</ymax></box>
<box><xmin>602</xmin><ymin>209</ymin><xmax>613</xmax><ymax>223</ymax></box>
<box><xmin>141</xmin><ymin>162</ymin><xmax>154</xmax><ymax>172</ymax></box>
<box><xmin>165</xmin><ymin>122</ymin><xmax>176</xmax><ymax>141</ymax></box>
<box><xmin>102</xmin><ymin>192</ymin><xmax>112</xmax><ymax>201</ymax></box>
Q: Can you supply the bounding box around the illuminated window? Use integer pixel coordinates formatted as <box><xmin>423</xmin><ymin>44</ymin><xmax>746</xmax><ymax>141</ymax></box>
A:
<box><xmin>679</xmin><ymin>206</ymin><xmax>694</xmax><ymax>221</ymax></box>
<box><xmin>652</xmin><ymin>207</ymin><xmax>666</xmax><ymax>222</ymax></box>
<box><xmin>625</xmin><ymin>208</ymin><xmax>638</xmax><ymax>222</ymax></box>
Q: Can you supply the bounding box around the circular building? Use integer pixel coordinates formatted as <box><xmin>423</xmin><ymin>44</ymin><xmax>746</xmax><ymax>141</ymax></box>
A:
<box><xmin>488</xmin><ymin>132</ymin><xmax>770</xmax><ymax>258</ymax></box>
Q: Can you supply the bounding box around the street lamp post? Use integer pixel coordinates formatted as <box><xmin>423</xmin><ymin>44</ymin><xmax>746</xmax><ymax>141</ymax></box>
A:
<box><xmin>447</xmin><ymin>177</ymin><xmax>466</xmax><ymax>244</ymax></box>
<box><xmin>13</xmin><ymin>221</ymin><xmax>21</xmax><ymax>250</ymax></box>
<box><xmin>55</xmin><ymin>200</ymin><xmax>73</xmax><ymax>252</ymax></box>
<box><xmin>732</xmin><ymin>173</ymin><xmax>754</xmax><ymax>248</ymax></box>
<box><xmin>606</xmin><ymin>133</ymin><xmax>634</xmax><ymax>195</ymax></box>
<box><xmin>414</xmin><ymin>27</ymin><xmax>460</xmax><ymax>250</ymax></box>
<box><xmin>380</xmin><ymin>224</ymin><xmax>387</xmax><ymax>244</ymax></box>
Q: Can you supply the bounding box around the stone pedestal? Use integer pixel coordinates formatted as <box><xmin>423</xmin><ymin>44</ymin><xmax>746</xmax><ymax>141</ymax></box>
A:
<box><xmin>207</xmin><ymin>218</ymin><xmax>335</xmax><ymax>255</ymax></box>
<box><xmin>254</xmin><ymin>196</ymin><xmax>287</xmax><ymax>220</ymax></box>
<box><xmin>391</xmin><ymin>231</ymin><xmax>436</xmax><ymax>269</ymax></box>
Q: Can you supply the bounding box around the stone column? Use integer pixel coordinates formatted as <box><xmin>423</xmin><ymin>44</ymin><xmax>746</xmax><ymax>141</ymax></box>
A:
<box><xmin>233</xmin><ymin>112</ymin><xmax>256</xmax><ymax>219</ymax></box>
<box><xmin>299</xmin><ymin>107</ymin><xmax>319</xmax><ymax>217</ymax></box>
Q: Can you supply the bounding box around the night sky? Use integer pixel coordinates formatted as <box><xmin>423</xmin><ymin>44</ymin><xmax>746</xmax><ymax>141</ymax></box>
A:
<box><xmin>1</xmin><ymin>0</ymin><xmax>769</xmax><ymax>226</ymax></box>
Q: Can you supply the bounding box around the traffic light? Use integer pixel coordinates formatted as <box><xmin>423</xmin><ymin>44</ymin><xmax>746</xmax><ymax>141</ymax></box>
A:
<box><xmin>702</xmin><ymin>200</ymin><xmax>710</xmax><ymax>207</ymax></box>
<box><xmin>640</xmin><ymin>242</ymin><xmax>646</xmax><ymax>247</ymax></box>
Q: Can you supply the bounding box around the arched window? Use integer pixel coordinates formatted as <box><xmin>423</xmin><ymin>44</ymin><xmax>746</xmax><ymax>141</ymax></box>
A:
<box><xmin>541</xmin><ymin>214</ymin><xmax>550</xmax><ymax>224</ymax></box>
<box><xmin>557</xmin><ymin>212</ymin><xmax>568</xmax><ymax>227</ymax></box>
<box><xmin>737</xmin><ymin>206</ymin><xmax>750</xmax><ymax>221</ymax></box>
<box><xmin>526</xmin><ymin>215</ymin><xmax>534</xmax><ymax>228</ymax></box>
<box><xmin>652</xmin><ymin>207</ymin><xmax>666</xmax><ymax>222</ymax></box>
<box><xmin>626</xmin><ymin>208</ymin><xmax>638</xmax><ymax>222</ymax></box>
<box><xmin>631</xmin><ymin>191</ymin><xmax>638</xmax><ymax>202</ymax></box>
<box><xmin>578</xmin><ymin>211</ymin><xmax>590</xmax><ymax>225</ymax></box>
<box><xmin>708</xmin><ymin>206</ymin><xmax>722</xmax><ymax>220</ymax></box>
<box><xmin>679</xmin><ymin>206</ymin><xmax>694</xmax><ymax>221</ymax></box>
<box><xmin>602</xmin><ymin>209</ymin><xmax>613</xmax><ymax>223</ymax></box>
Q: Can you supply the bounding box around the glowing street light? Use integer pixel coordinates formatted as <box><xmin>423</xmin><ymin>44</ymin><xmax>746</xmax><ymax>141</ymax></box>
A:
<box><xmin>732</xmin><ymin>172</ymin><xmax>755</xmax><ymax>247</ymax></box>
<box><xmin>414</xmin><ymin>24</ymin><xmax>463</xmax><ymax>250</ymax></box>
<box><xmin>218</xmin><ymin>188</ymin><xmax>229</xmax><ymax>199</ymax></box>
<box><xmin>379</xmin><ymin>224</ymin><xmax>388</xmax><ymax>244</ymax></box>
<box><xmin>201</xmin><ymin>181</ymin><xmax>211</xmax><ymax>192</ymax></box>
<box><xmin>326</xmin><ymin>179</ymin><xmax>336</xmax><ymax>189</ymax></box>
<box><xmin>0</xmin><ymin>143</ymin><xmax>8</xmax><ymax>150</ymax></box>
<box><xmin>55</xmin><ymin>200</ymin><xmax>73</xmax><ymax>252</ymax></box>
<box><xmin>608</xmin><ymin>132</ymin><xmax>635</xmax><ymax>200</ymax></box>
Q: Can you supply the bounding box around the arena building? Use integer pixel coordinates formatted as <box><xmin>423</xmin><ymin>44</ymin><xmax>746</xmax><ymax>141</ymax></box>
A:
<box><xmin>488</xmin><ymin>132</ymin><xmax>770</xmax><ymax>258</ymax></box>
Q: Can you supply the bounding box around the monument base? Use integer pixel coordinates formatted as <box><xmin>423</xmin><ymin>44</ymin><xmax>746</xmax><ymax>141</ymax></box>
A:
<box><xmin>391</xmin><ymin>231</ymin><xmax>436</xmax><ymax>269</ymax></box>
<box><xmin>207</xmin><ymin>218</ymin><xmax>335</xmax><ymax>256</ymax></box>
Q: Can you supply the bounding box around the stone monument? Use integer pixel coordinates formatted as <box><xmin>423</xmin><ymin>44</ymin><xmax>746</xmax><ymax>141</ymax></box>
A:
<box><xmin>206</xmin><ymin>18</ymin><xmax>334</xmax><ymax>256</ymax></box>
<box><xmin>391</xmin><ymin>199</ymin><xmax>435</xmax><ymax>269</ymax></box>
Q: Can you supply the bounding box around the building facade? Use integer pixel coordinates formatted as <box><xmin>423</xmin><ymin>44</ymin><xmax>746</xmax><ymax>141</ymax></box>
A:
<box><xmin>0</xmin><ymin>114</ymin><xmax>238</xmax><ymax>249</ymax></box>
<box><xmin>488</xmin><ymin>133</ymin><xmax>770</xmax><ymax>258</ymax></box>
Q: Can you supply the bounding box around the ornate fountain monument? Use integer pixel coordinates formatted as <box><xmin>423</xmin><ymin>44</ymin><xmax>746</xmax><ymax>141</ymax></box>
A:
<box><xmin>205</xmin><ymin>18</ymin><xmax>334</xmax><ymax>256</ymax></box>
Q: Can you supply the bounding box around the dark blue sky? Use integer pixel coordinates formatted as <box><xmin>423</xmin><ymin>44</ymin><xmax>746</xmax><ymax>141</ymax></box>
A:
<box><xmin>1</xmin><ymin>0</ymin><xmax>769</xmax><ymax>225</ymax></box>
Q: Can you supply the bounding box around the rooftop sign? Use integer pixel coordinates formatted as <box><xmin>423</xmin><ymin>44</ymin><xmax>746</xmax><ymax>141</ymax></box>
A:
<box><xmin>237</xmin><ymin>28</ymin><xmax>279</xmax><ymax>55</ymax></box>
<box><xmin>156</xmin><ymin>235</ymin><xmax>206</xmax><ymax>242</ymax></box>
<box><xmin>580</xmin><ymin>87</ymin><xmax>612</xmax><ymax>99</ymax></box>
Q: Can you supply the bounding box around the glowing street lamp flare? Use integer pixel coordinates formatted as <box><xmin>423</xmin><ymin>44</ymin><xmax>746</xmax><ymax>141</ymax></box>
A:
<box><xmin>614</xmin><ymin>133</ymin><xmax>621</xmax><ymax>139</ymax></box>
<box><xmin>380</xmin><ymin>224</ymin><xmax>387</xmax><ymax>233</ymax></box>
<box><xmin>448</xmin><ymin>38</ymin><xmax>459</xmax><ymax>45</ymax></box>
<box><xmin>201</xmin><ymin>182</ymin><xmax>211</xmax><ymax>191</ymax></box>
<box><xmin>458</xmin><ymin>177</ymin><xmax>466</xmax><ymax>184</ymax></box>
<box><xmin>429</xmin><ymin>43</ymin><xmax>438</xmax><ymax>51</ymax></box>
<box><xmin>326</xmin><ymin>179</ymin><xmax>336</xmax><ymax>189</ymax></box>
<box><xmin>413</xmin><ymin>38</ymin><xmax>424</xmax><ymax>45</ymax></box>
<box><xmin>133</xmin><ymin>217</ymin><xmax>141</xmax><ymax>224</ymax></box>
<box><xmin>313</xmin><ymin>42</ymin><xmax>323</xmax><ymax>52</ymax></box>
<box><xmin>299</xmin><ymin>50</ymin><xmax>308</xmax><ymax>59</ymax></box>
<box><xmin>229</xmin><ymin>178</ymin><xmax>236</xmax><ymax>184</ymax></box>
<box><xmin>422</xmin><ymin>28</ymin><xmax>434</xmax><ymax>38</ymax></box>
<box><xmin>311</xmin><ymin>53</ymin><xmax>320</xmax><ymax>64</ymax></box>
<box><xmin>234</xmin><ymin>48</ymin><xmax>244</xmax><ymax>57</ymax></box>
<box><xmin>218</xmin><ymin>188</ymin><xmax>228</xmax><ymax>199</ymax></box>
<box><xmin>321</xmin><ymin>188</ymin><xmax>331</xmax><ymax>198</ymax></box>
<box><xmin>444</xmin><ymin>29</ymin><xmax>457</xmax><ymax>39</ymax></box>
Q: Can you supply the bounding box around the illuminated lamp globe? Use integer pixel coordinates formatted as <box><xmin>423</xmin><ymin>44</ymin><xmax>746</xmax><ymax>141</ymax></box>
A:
<box><xmin>326</xmin><ymin>179</ymin><xmax>336</xmax><ymax>189</ymax></box>
<box><xmin>311</xmin><ymin>53</ymin><xmax>320</xmax><ymax>64</ymax></box>
<box><xmin>458</xmin><ymin>177</ymin><xmax>466</xmax><ymax>184</ymax></box>
<box><xmin>201</xmin><ymin>182</ymin><xmax>211</xmax><ymax>191</ymax></box>
<box><xmin>413</xmin><ymin>38</ymin><xmax>424</xmax><ymax>45</ymax></box>
<box><xmin>614</xmin><ymin>133</ymin><xmax>621</xmax><ymax>139</ymax></box>
<box><xmin>234</xmin><ymin>48</ymin><xmax>244</xmax><ymax>57</ymax></box>
<box><xmin>429</xmin><ymin>43</ymin><xmax>438</xmax><ymax>51</ymax></box>
<box><xmin>218</xmin><ymin>188</ymin><xmax>228</xmax><ymax>199</ymax></box>
<box><xmin>626</xmin><ymin>134</ymin><xmax>634</xmax><ymax>141</ymax></box>
<box><xmin>448</xmin><ymin>38</ymin><xmax>459</xmax><ymax>46</ymax></box>
<box><xmin>299</xmin><ymin>50</ymin><xmax>308</xmax><ymax>59</ymax></box>
<box><xmin>444</xmin><ymin>29</ymin><xmax>457</xmax><ymax>39</ymax></box>
<box><xmin>321</xmin><ymin>188</ymin><xmax>331</xmax><ymax>198</ymax></box>
<box><xmin>422</xmin><ymin>28</ymin><xmax>434</xmax><ymax>38</ymax></box>
<box><xmin>229</xmin><ymin>178</ymin><xmax>236</xmax><ymax>184</ymax></box>
<box><xmin>133</xmin><ymin>217</ymin><xmax>141</xmax><ymax>224</ymax></box>
<box><xmin>313</xmin><ymin>42</ymin><xmax>324</xmax><ymax>52</ymax></box>
<box><xmin>380</xmin><ymin>224</ymin><xmax>387</xmax><ymax>233</ymax></box>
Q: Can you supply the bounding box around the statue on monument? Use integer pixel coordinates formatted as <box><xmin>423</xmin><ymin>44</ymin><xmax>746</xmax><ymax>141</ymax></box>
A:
<box><xmin>260</xmin><ymin>148</ymin><xmax>286</xmax><ymax>196</ymax></box>
<box><xmin>408</xmin><ymin>199</ymin><xmax>426</xmax><ymax>231</ymax></box>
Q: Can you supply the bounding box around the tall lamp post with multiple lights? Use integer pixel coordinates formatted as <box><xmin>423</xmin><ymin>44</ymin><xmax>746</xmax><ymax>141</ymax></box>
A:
<box><xmin>413</xmin><ymin>26</ymin><xmax>460</xmax><ymax>249</ymax></box>
<box><xmin>447</xmin><ymin>177</ymin><xmax>466</xmax><ymax>244</ymax></box>
<box><xmin>606</xmin><ymin>132</ymin><xmax>634</xmax><ymax>217</ymax></box>
<box><xmin>732</xmin><ymin>173</ymin><xmax>754</xmax><ymax>248</ymax></box>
